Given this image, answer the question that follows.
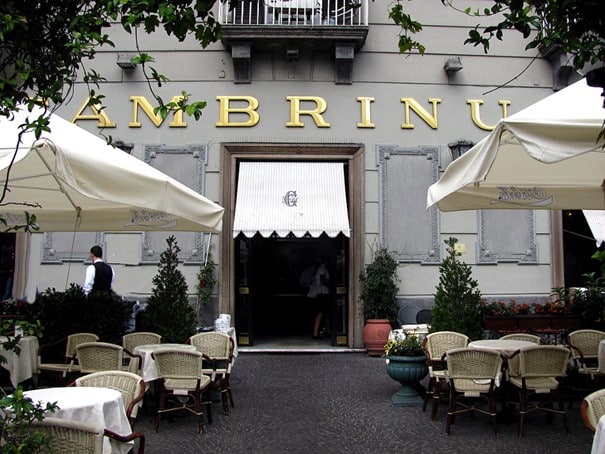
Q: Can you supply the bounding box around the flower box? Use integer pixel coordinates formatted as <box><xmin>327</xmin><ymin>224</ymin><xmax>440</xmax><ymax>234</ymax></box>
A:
<box><xmin>482</xmin><ymin>316</ymin><xmax>517</xmax><ymax>331</ymax></box>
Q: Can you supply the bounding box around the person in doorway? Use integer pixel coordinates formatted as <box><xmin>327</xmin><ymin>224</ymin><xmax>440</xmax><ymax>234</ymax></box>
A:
<box><xmin>312</xmin><ymin>255</ymin><xmax>330</xmax><ymax>339</ymax></box>
<box><xmin>83</xmin><ymin>245</ymin><xmax>115</xmax><ymax>296</ymax></box>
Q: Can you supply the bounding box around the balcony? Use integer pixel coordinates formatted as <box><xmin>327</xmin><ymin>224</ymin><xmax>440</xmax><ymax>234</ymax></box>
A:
<box><xmin>217</xmin><ymin>0</ymin><xmax>369</xmax><ymax>84</ymax></box>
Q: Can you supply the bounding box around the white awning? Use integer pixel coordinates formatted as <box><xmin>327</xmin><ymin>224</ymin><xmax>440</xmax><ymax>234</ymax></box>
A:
<box><xmin>233</xmin><ymin>162</ymin><xmax>351</xmax><ymax>238</ymax></box>
<box><xmin>582</xmin><ymin>210</ymin><xmax>605</xmax><ymax>247</ymax></box>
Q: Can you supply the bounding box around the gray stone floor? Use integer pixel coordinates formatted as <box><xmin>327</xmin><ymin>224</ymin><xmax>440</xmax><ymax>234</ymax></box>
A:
<box><xmin>134</xmin><ymin>353</ymin><xmax>595</xmax><ymax>454</ymax></box>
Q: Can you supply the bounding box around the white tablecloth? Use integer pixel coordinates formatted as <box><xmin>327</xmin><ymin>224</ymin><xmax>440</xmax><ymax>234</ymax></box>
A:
<box><xmin>592</xmin><ymin>415</ymin><xmax>605</xmax><ymax>454</ymax></box>
<box><xmin>24</xmin><ymin>386</ymin><xmax>133</xmax><ymax>454</ymax></box>
<box><xmin>468</xmin><ymin>339</ymin><xmax>536</xmax><ymax>357</ymax></box>
<box><xmin>0</xmin><ymin>336</ymin><xmax>39</xmax><ymax>388</ymax></box>
<box><xmin>133</xmin><ymin>343</ymin><xmax>197</xmax><ymax>382</ymax></box>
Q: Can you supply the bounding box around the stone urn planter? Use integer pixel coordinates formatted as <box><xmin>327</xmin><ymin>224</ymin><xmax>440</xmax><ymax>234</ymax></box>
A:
<box><xmin>385</xmin><ymin>354</ymin><xmax>429</xmax><ymax>406</ymax></box>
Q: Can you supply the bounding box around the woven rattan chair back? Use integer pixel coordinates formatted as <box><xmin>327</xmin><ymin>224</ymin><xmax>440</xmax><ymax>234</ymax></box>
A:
<box><xmin>424</xmin><ymin>331</ymin><xmax>469</xmax><ymax>360</ymax></box>
<box><xmin>75</xmin><ymin>370</ymin><xmax>145</xmax><ymax>424</ymax></box>
<box><xmin>122</xmin><ymin>332</ymin><xmax>162</xmax><ymax>352</ymax></box>
<box><xmin>568</xmin><ymin>329</ymin><xmax>605</xmax><ymax>359</ymax></box>
<box><xmin>500</xmin><ymin>333</ymin><xmax>541</xmax><ymax>344</ymax></box>
<box><xmin>581</xmin><ymin>388</ymin><xmax>605</xmax><ymax>432</ymax></box>
<box><xmin>189</xmin><ymin>332</ymin><xmax>231</xmax><ymax>359</ymax></box>
<box><xmin>66</xmin><ymin>333</ymin><xmax>100</xmax><ymax>360</ymax></box>
<box><xmin>153</xmin><ymin>348</ymin><xmax>204</xmax><ymax>380</ymax></box>
<box><xmin>446</xmin><ymin>348</ymin><xmax>503</xmax><ymax>382</ymax></box>
<box><xmin>31</xmin><ymin>416</ymin><xmax>145</xmax><ymax>453</ymax></box>
<box><xmin>76</xmin><ymin>342</ymin><xmax>124</xmax><ymax>373</ymax></box>
<box><xmin>518</xmin><ymin>345</ymin><xmax>570</xmax><ymax>378</ymax></box>
<box><xmin>30</xmin><ymin>417</ymin><xmax>105</xmax><ymax>453</ymax></box>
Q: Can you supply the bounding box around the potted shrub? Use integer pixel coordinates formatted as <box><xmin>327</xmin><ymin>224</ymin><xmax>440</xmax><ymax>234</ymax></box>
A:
<box><xmin>360</xmin><ymin>247</ymin><xmax>399</xmax><ymax>356</ymax></box>
<box><xmin>384</xmin><ymin>332</ymin><xmax>428</xmax><ymax>406</ymax></box>
<box><xmin>431</xmin><ymin>237</ymin><xmax>483</xmax><ymax>340</ymax></box>
<box><xmin>195</xmin><ymin>252</ymin><xmax>217</xmax><ymax>325</ymax></box>
<box><xmin>142</xmin><ymin>236</ymin><xmax>197</xmax><ymax>343</ymax></box>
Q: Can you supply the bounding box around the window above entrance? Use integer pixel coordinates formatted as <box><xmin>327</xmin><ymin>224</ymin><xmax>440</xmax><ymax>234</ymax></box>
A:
<box><xmin>232</xmin><ymin>161</ymin><xmax>350</xmax><ymax>238</ymax></box>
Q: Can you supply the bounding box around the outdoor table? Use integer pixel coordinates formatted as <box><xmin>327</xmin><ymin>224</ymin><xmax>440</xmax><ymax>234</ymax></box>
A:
<box><xmin>0</xmin><ymin>335</ymin><xmax>39</xmax><ymax>388</ymax></box>
<box><xmin>24</xmin><ymin>386</ymin><xmax>133</xmax><ymax>454</ymax></box>
<box><xmin>133</xmin><ymin>343</ymin><xmax>197</xmax><ymax>382</ymax></box>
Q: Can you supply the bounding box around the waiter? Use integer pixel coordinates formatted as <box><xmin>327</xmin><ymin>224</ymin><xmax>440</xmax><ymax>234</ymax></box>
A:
<box><xmin>83</xmin><ymin>245</ymin><xmax>114</xmax><ymax>296</ymax></box>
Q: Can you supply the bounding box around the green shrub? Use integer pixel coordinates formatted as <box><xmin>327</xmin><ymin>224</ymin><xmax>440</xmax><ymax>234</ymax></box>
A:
<box><xmin>142</xmin><ymin>236</ymin><xmax>196</xmax><ymax>343</ymax></box>
<box><xmin>360</xmin><ymin>247</ymin><xmax>399</xmax><ymax>326</ymax></box>
<box><xmin>431</xmin><ymin>237</ymin><xmax>483</xmax><ymax>340</ymax></box>
<box><xmin>28</xmin><ymin>284</ymin><xmax>130</xmax><ymax>345</ymax></box>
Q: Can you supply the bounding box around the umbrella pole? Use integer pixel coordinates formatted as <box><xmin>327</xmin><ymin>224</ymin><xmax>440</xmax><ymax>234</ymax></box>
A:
<box><xmin>64</xmin><ymin>208</ymin><xmax>82</xmax><ymax>290</ymax></box>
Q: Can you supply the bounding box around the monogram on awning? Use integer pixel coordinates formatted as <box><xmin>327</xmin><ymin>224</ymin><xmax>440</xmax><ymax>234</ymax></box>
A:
<box><xmin>232</xmin><ymin>161</ymin><xmax>350</xmax><ymax>238</ymax></box>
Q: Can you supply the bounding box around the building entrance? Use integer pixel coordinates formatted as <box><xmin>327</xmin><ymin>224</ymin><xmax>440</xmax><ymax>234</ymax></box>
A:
<box><xmin>234</xmin><ymin>233</ymin><xmax>348</xmax><ymax>346</ymax></box>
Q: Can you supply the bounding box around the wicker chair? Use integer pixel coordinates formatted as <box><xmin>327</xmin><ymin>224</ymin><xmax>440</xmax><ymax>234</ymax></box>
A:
<box><xmin>152</xmin><ymin>348</ymin><xmax>212</xmax><ymax>434</ymax></box>
<box><xmin>581</xmin><ymin>388</ymin><xmax>605</xmax><ymax>432</ymax></box>
<box><xmin>445</xmin><ymin>347</ymin><xmax>503</xmax><ymax>436</ymax></box>
<box><xmin>189</xmin><ymin>332</ymin><xmax>235</xmax><ymax>415</ymax></box>
<box><xmin>422</xmin><ymin>331</ymin><xmax>469</xmax><ymax>420</ymax></box>
<box><xmin>72</xmin><ymin>370</ymin><xmax>145</xmax><ymax>427</ymax></box>
<box><xmin>121</xmin><ymin>332</ymin><xmax>161</xmax><ymax>374</ymax></box>
<box><xmin>75</xmin><ymin>342</ymin><xmax>126</xmax><ymax>374</ymax></box>
<box><xmin>122</xmin><ymin>332</ymin><xmax>162</xmax><ymax>352</ymax></box>
<box><xmin>38</xmin><ymin>333</ymin><xmax>99</xmax><ymax>385</ymax></box>
<box><xmin>29</xmin><ymin>417</ymin><xmax>145</xmax><ymax>453</ymax></box>
<box><xmin>507</xmin><ymin>345</ymin><xmax>571</xmax><ymax>437</ymax></box>
<box><xmin>568</xmin><ymin>329</ymin><xmax>605</xmax><ymax>377</ymax></box>
<box><xmin>500</xmin><ymin>333</ymin><xmax>542</xmax><ymax>344</ymax></box>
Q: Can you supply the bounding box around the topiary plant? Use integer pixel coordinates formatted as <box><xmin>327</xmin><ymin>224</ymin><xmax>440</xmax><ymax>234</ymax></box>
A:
<box><xmin>431</xmin><ymin>237</ymin><xmax>483</xmax><ymax>340</ymax></box>
<box><xmin>142</xmin><ymin>236</ymin><xmax>196</xmax><ymax>343</ymax></box>
<box><xmin>360</xmin><ymin>247</ymin><xmax>400</xmax><ymax>326</ymax></box>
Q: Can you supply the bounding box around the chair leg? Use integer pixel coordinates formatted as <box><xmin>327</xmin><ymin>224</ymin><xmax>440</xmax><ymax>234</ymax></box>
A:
<box><xmin>423</xmin><ymin>377</ymin><xmax>435</xmax><ymax>412</ymax></box>
<box><xmin>154</xmin><ymin>391</ymin><xmax>167</xmax><ymax>433</ymax></box>
<box><xmin>518</xmin><ymin>390</ymin><xmax>527</xmax><ymax>437</ymax></box>
<box><xmin>555</xmin><ymin>388</ymin><xmax>569</xmax><ymax>434</ymax></box>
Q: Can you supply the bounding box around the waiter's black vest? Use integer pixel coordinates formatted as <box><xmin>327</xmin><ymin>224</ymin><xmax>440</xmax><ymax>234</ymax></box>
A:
<box><xmin>91</xmin><ymin>261</ymin><xmax>113</xmax><ymax>294</ymax></box>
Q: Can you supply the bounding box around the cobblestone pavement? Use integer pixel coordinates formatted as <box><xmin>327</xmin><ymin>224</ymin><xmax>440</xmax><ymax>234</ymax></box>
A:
<box><xmin>134</xmin><ymin>353</ymin><xmax>594</xmax><ymax>454</ymax></box>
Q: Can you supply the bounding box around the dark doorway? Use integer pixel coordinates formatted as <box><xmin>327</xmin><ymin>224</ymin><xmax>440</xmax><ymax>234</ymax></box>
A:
<box><xmin>0</xmin><ymin>233</ymin><xmax>15</xmax><ymax>301</ymax></box>
<box><xmin>563</xmin><ymin>210</ymin><xmax>602</xmax><ymax>288</ymax></box>
<box><xmin>234</xmin><ymin>233</ymin><xmax>348</xmax><ymax>345</ymax></box>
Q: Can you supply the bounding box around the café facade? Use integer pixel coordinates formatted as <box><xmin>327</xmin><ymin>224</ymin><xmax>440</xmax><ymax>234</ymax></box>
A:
<box><xmin>7</xmin><ymin>1</ymin><xmax>594</xmax><ymax>349</ymax></box>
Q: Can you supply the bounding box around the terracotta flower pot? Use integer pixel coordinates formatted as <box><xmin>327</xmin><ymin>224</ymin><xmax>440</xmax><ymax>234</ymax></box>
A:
<box><xmin>363</xmin><ymin>319</ymin><xmax>392</xmax><ymax>356</ymax></box>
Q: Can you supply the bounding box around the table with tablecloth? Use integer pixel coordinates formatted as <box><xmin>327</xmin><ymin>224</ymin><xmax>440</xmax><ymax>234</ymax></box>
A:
<box><xmin>24</xmin><ymin>386</ymin><xmax>133</xmax><ymax>454</ymax></box>
<box><xmin>0</xmin><ymin>336</ymin><xmax>39</xmax><ymax>388</ymax></box>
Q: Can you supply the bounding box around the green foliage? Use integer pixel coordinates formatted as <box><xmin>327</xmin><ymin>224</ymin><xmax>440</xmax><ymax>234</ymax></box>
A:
<box><xmin>431</xmin><ymin>237</ymin><xmax>483</xmax><ymax>340</ymax></box>
<box><xmin>384</xmin><ymin>333</ymin><xmax>424</xmax><ymax>356</ymax></box>
<box><xmin>143</xmin><ymin>236</ymin><xmax>196</xmax><ymax>343</ymax></box>
<box><xmin>28</xmin><ymin>284</ymin><xmax>130</xmax><ymax>344</ymax></box>
<box><xmin>0</xmin><ymin>0</ymin><xmax>224</xmax><ymax>120</ymax></box>
<box><xmin>572</xmin><ymin>272</ymin><xmax>605</xmax><ymax>323</ymax></box>
<box><xmin>0</xmin><ymin>388</ymin><xmax>57</xmax><ymax>452</ymax></box>
<box><xmin>196</xmin><ymin>253</ymin><xmax>217</xmax><ymax>309</ymax></box>
<box><xmin>360</xmin><ymin>247</ymin><xmax>399</xmax><ymax>325</ymax></box>
<box><xmin>388</xmin><ymin>0</ymin><xmax>605</xmax><ymax>71</ymax></box>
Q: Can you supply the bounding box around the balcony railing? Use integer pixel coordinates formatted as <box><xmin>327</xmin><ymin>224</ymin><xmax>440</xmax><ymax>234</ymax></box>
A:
<box><xmin>218</xmin><ymin>0</ymin><xmax>368</xmax><ymax>27</ymax></box>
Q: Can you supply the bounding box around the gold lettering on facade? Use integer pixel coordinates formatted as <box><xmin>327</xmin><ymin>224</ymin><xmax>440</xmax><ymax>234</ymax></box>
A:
<box><xmin>286</xmin><ymin>96</ymin><xmax>330</xmax><ymax>127</ymax></box>
<box><xmin>71</xmin><ymin>98</ymin><xmax>116</xmax><ymax>128</ymax></box>
<box><xmin>400</xmin><ymin>98</ymin><xmax>441</xmax><ymax>129</ymax></box>
<box><xmin>128</xmin><ymin>96</ymin><xmax>186</xmax><ymax>128</ymax></box>
<box><xmin>467</xmin><ymin>100</ymin><xmax>509</xmax><ymax>131</ymax></box>
<box><xmin>215</xmin><ymin>96</ymin><xmax>260</xmax><ymax>127</ymax></box>
<box><xmin>356</xmin><ymin>97</ymin><xmax>375</xmax><ymax>128</ymax></box>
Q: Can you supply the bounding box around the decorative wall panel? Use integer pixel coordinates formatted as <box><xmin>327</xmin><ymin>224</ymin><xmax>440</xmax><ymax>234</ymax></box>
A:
<box><xmin>377</xmin><ymin>145</ymin><xmax>440</xmax><ymax>264</ymax></box>
<box><xmin>478</xmin><ymin>209</ymin><xmax>537</xmax><ymax>264</ymax></box>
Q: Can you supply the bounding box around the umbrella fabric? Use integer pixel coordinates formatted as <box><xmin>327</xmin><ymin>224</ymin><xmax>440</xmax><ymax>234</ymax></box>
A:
<box><xmin>427</xmin><ymin>79</ymin><xmax>605</xmax><ymax>211</ymax></box>
<box><xmin>0</xmin><ymin>105</ymin><xmax>224</xmax><ymax>232</ymax></box>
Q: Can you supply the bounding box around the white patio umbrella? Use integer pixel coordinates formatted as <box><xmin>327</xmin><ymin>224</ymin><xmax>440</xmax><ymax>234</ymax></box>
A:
<box><xmin>427</xmin><ymin>78</ymin><xmax>605</xmax><ymax>212</ymax></box>
<box><xmin>0</xmin><ymin>105</ymin><xmax>224</xmax><ymax>232</ymax></box>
